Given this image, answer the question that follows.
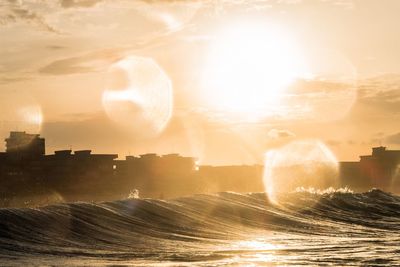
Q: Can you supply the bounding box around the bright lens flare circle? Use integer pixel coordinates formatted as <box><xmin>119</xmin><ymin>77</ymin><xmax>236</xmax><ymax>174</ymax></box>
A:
<box><xmin>102</xmin><ymin>56</ymin><xmax>172</xmax><ymax>138</ymax></box>
<box><xmin>0</xmin><ymin>91</ymin><xmax>43</xmax><ymax>139</ymax></box>
<box><xmin>263</xmin><ymin>140</ymin><xmax>339</xmax><ymax>205</ymax></box>
<box><xmin>202</xmin><ymin>21</ymin><xmax>309</xmax><ymax>115</ymax></box>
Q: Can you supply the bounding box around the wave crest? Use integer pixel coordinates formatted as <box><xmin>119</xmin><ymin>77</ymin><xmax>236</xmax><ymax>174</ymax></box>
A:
<box><xmin>0</xmin><ymin>190</ymin><xmax>399</xmax><ymax>256</ymax></box>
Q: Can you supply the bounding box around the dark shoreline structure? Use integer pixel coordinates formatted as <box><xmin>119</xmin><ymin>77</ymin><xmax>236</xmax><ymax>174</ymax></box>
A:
<box><xmin>0</xmin><ymin>132</ymin><xmax>263</xmax><ymax>207</ymax></box>
<box><xmin>339</xmin><ymin>146</ymin><xmax>400</xmax><ymax>192</ymax></box>
<box><xmin>0</xmin><ymin>131</ymin><xmax>399</xmax><ymax>207</ymax></box>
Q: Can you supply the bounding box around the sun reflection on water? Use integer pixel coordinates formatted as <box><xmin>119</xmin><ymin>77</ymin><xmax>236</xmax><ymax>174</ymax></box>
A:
<box><xmin>219</xmin><ymin>238</ymin><xmax>283</xmax><ymax>265</ymax></box>
<box><xmin>235</xmin><ymin>240</ymin><xmax>280</xmax><ymax>251</ymax></box>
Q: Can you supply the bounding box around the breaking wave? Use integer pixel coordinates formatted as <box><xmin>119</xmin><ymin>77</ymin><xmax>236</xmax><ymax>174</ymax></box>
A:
<box><xmin>0</xmin><ymin>189</ymin><xmax>400</xmax><ymax>265</ymax></box>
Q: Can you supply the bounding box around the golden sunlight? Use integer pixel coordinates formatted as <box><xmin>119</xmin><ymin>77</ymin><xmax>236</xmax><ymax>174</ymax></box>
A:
<box><xmin>202</xmin><ymin>20</ymin><xmax>310</xmax><ymax>116</ymax></box>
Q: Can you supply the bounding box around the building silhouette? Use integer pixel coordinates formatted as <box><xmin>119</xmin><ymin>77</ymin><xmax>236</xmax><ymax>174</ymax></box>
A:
<box><xmin>0</xmin><ymin>132</ymin><xmax>201</xmax><ymax>206</ymax></box>
<box><xmin>0</xmin><ymin>132</ymin><xmax>399</xmax><ymax>207</ymax></box>
<box><xmin>5</xmin><ymin>131</ymin><xmax>45</xmax><ymax>160</ymax></box>
<box><xmin>340</xmin><ymin>146</ymin><xmax>400</xmax><ymax>192</ymax></box>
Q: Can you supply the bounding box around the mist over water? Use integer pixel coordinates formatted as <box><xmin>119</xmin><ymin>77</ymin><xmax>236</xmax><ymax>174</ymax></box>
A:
<box><xmin>0</xmin><ymin>189</ymin><xmax>399</xmax><ymax>266</ymax></box>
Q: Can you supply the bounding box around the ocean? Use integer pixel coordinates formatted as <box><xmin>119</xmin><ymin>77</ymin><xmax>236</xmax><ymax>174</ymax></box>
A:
<box><xmin>0</xmin><ymin>189</ymin><xmax>399</xmax><ymax>266</ymax></box>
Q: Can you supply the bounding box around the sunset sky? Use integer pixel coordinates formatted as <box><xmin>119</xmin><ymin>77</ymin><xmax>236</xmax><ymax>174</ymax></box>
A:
<box><xmin>1</xmin><ymin>0</ymin><xmax>400</xmax><ymax>165</ymax></box>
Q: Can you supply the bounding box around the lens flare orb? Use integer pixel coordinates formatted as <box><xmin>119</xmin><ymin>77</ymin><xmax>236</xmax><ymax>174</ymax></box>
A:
<box><xmin>102</xmin><ymin>56</ymin><xmax>173</xmax><ymax>138</ymax></box>
<box><xmin>263</xmin><ymin>140</ymin><xmax>339</xmax><ymax>204</ymax></box>
<box><xmin>0</xmin><ymin>91</ymin><xmax>43</xmax><ymax>139</ymax></box>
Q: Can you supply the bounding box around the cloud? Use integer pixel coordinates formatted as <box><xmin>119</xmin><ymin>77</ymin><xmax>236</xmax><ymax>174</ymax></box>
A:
<box><xmin>347</xmin><ymin>140</ymin><xmax>356</xmax><ymax>145</ymax></box>
<box><xmin>356</xmin><ymin>74</ymin><xmax>400</xmax><ymax>114</ymax></box>
<box><xmin>267</xmin><ymin>129</ymin><xmax>295</xmax><ymax>139</ymax></box>
<box><xmin>12</xmin><ymin>7</ymin><xmax>58</xmax><ymax>32</ymax></box>
<box><xmin>0</xmin><ymin>76</ymin><xmax>32</xmax><ymax>85</ymax></box>
<box><xmin>46</xmin><ymin>45</ymin><xmax>67</xmax><ymax>50</ymax></box>
<box><xmin>59</xmin><ymin>0</ymin><xmax>104</xmax><ymax>8</ymax></box>
<box><xmin>39</xmin><ymin>60</ymin><xmax>97</xmax><ymax>75</ymax></box>
<box><xmin>326</xmin><ymin>140</ymin><xmax>341</xmax><ymax>146</ymax></box>
<box><xmin>39</xmin><ymin>49</ymin><xmax>124</xmax><ymax>75</ymax></box>
<box><xmin>0</xmin><ymin>2</ymin><xmax>58</xmax><ymax>32</ymax></box>
<box><xmin>287</xmin><ymin>79</ymin><xmax>351</xmax><ymax>95</ymax></box>
<box><xmin>360</xmin><ymin>89</ymin><xmax>400</xmax><ymax>103</ymax></box>
<box><xmin>386</xmin><ymin>132</ymin><xmax>400</xmax><ymax>145</ymax></box>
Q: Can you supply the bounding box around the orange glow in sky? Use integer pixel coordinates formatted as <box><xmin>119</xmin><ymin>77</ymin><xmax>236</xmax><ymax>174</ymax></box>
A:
<box><xmin>1</xmin><ymin>0</ymin><xmax>400</xmax><ymax>164</ymax></box>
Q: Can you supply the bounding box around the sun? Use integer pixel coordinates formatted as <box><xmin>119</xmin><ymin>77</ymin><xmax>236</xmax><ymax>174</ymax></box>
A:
<box><xmin>202</xmin><ymin>20</ymin><xmax>310</xmax><ymax>117</ymax></box>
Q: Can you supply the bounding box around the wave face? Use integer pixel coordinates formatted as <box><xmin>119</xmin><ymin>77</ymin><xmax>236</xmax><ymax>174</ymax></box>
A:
<box><xmin>1</xmin><ymin>189</ymin><xmax>400</xmax><ymax>266</ymax></box>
